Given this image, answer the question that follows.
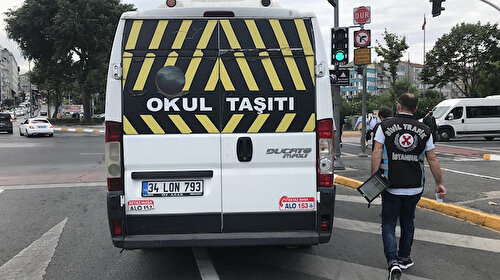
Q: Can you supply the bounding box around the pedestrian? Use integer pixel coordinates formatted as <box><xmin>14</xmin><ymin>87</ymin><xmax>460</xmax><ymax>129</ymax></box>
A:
<box><xmin>371</xmin><ymin>93</ymin><xmax>446</xmax><ymax>280</ymax></box>
<box><xmin>372</xmin><ymin>106</ymin><xmax>392</xmax><ymax>150</ymax></box>
<box><xmin>422</xmin><ymin>110</ymin><xmax>438</xmax><ymax>143</ymax></box>
<box><xmin>365</xmin><ymin>112</ymin><xmax>378</xmax><ymax>147</ymax></box>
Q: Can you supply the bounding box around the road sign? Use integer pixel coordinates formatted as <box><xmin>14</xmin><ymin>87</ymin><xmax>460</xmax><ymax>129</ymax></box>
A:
<box><xmin>330</xmin><ymin>69</ymin><xmax>350</xmax><ymax>87</ymax></box>
<box><xmin>353</xmin><ymin>6</ymin><xmax>371</xmax><ymax>25</ymax></box>
<box><xmin>354</xmin><ymin>29</ymin><xmax>371</xmax><ymax>48</ymax></box>
<box><xmin>354</xmin><ymin>48</ymin><xmax>371</xmax><ymax>65</ymax></box>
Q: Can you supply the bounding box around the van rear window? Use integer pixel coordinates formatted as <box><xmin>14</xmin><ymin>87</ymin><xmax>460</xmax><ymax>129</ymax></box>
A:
<box><xmin>121</xmin><ymin>18</ymin><xmax>316</xmax><ymax>135</ymax></box>
<box><xmin>466</xmin><ymin>106</ymin><xmax>500</xmax><ymax>118</ymax></box>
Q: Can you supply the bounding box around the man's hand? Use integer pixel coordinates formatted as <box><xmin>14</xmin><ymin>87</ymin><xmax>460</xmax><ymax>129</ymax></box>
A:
<box><xmin>435</xmin><ymin>183</ymin><xmax>446</xmax><ymax>199</ymax></box>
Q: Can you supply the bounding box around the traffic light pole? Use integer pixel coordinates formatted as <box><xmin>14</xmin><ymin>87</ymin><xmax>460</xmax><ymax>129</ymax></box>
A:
<box><xmin>332</xmin><ymin>0</ymin><xmax>345</xmax><ymax>170</ymax></box>
<box><xmin>359</xmin><ymin>65</ymin><xmax>368</xmax><ymax>157</ymax></box>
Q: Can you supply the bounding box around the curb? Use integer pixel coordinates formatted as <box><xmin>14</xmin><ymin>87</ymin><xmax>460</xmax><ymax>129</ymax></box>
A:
<box><xmin>342</xmin><ymin>132</ymin><xmax>361</xmax><ymax>137</ymax></box>
<box><xmin>483</xmin><ymin>154</ymin><xmax>500</xmax><ymax>161</ymax></box>
<box><xmin>54</xmin><ymin>127</ymin><xmax>104</xmax><ymax>134</ymax></box>
<box><xmin>333</xmin><ymin>175</ymin><xmax>500</xmax><ymax>232</ymax></box>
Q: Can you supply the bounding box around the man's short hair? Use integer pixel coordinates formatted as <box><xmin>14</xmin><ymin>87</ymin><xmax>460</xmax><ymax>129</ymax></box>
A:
<box><xmin>378</xmin><ymin>106</ymin><xmax>392</xmax><ymax>119</ymax></box>
<box><xmin>398</xmin><ymin>93</ymin><xmax>418</xmax><ymax>111</ymax></box>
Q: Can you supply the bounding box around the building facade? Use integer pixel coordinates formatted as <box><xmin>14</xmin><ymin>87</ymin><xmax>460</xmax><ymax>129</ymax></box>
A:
<box><xmin>0</xmin><ymin>48</ymin><xmax>19</xmax><ymax>107</ymax></box>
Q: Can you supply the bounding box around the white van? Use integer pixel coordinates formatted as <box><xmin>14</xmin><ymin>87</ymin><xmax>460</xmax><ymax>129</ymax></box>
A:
<box><xmin>433</xmin><ymin>97</ymin><xmax>500</xmax><ymax>141</ymax></box>
<box><xmin>105</xmin><ymin>0</ymin><xmax>335</xmax><ymax>249</ymax></box>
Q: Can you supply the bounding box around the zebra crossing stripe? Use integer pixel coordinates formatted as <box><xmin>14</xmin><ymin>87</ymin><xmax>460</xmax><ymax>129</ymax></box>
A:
<box><xmin>141</xmin><ymin>115</ymin><xmax>165</xmax><ymax>134</ymax></box>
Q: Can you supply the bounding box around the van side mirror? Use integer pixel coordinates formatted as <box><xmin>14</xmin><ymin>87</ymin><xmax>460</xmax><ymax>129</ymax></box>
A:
<box><xmin>446</xmin><ymin>113</ymin><xmax>454</xmax><ymax>120</ymax></box>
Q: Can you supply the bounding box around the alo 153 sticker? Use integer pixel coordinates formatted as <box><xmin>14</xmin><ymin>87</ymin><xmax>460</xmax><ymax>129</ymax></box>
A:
<box><xmin>279</xmin><ymin>196</ymin><xmax>315</xmax><ymax>211</ymax></box>
<box><xmin>127</xmin><ymin>200</ymin><xmax>155</xmax><ymax>211</ymax></box>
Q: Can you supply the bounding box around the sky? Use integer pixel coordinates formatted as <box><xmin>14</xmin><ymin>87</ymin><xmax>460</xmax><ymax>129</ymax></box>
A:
<box><xmin>0</xmin><ymin>0</ymin><xmax>499</xmax><ymax>74</ymax></box>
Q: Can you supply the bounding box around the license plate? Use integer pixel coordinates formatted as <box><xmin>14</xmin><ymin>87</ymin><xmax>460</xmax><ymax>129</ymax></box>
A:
<box><xmin>142</xmin><ymin>180</ymin><xmax>203</xmax><ymax>197</ymax></box>
<box><xmin>37</xmin><ymin>125</ymin><xmax>46</xmax><ymax>128</ymax></box>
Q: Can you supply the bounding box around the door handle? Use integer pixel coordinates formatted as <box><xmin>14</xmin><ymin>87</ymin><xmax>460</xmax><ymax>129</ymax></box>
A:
<box><xmin>237</xmin><ymin>137</ymin><xmax>253</xmax><ymax>162</ymax></box>
<box><xmin>462</xmin><ymin>119</ymin><xmax>464</xmax><ymax>123</ymax></box>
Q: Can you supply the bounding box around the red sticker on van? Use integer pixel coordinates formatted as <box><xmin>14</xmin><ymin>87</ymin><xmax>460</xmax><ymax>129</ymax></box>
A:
<box><xmin>127</xmin><ymin>200</ymin><xmax>155</xmax><ymax>211</ymax></box>
<box><xmin>279</xmin><ymin>196</ymin><xmax>315</xmax><ymax>211</ymax></box>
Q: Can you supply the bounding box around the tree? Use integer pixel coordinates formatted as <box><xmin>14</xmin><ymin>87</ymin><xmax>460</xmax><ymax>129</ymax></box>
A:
<box><xmin>421</xmin><ymin>22</ymin><xmax>500</xmax><ymax>98</ymax></box>
<box><xmin>375</xmin><ymin>30</ymin><xmax>409</xmax><ymax>110</ymax></box>
<box><xmin>5</xmin><ymin>0</ymin><xmax>135</xmax><ymax>121</ymax></box>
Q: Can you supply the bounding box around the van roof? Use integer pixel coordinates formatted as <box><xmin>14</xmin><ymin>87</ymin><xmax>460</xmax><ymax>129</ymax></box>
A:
<box><xmin>436</xmin><ymin>98</ymin><xmax>500</xmax><ymax>107</ymax></box>
<box><xmin>121</xmin><ymin>7</ymin><xmax>315</xmax><ymax>20</ymax></box>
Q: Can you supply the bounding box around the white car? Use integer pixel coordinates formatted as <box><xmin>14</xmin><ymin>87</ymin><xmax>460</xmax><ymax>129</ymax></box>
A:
<box><xmin>19</xmin><ymin>118</ymin><xmax>54</xmax><ymax>137</ymax></box>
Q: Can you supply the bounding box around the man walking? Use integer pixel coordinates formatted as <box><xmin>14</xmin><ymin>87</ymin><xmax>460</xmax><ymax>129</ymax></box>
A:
<box><xmin>371</xmin><ymin>93</ymin><xmax>446</xmax><ymax>280</ymax></box>
<box><xmin>423</xmin><ymin>110</ymin><xmax>438</xmax><ymax>143</ymax></box>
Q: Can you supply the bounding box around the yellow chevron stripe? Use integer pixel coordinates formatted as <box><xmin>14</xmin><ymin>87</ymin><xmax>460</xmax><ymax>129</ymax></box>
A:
<box><xmin>220</xmin><ymin>59</ymin><xmax>235</xmax><ymax>91</ymax></box>
<box><xmin>234</xmin><ymin>52</ymin><xmax>258</xmax><ymax>91</ymax></box>
<box><xmin>183</xmin><ymin>50</ymin><xmax>203</xmax><ymax>91</ymax></box>
<box><xmin>269</xmin><ymin>20</ymin><xmax>306</xmax><ymax>91</ymax></box>
<box><xmin>125</xmin><ymin>20</ymin><xmax>143</xmax><ymax>50</ymax></box>
<box><xmin>196</xmin><ymin>115</ymin><xmax>219</xmax><ymax>133</ymax></box>
<box><xmin>122</xmin><ymin>52</ymin><xmax>133</xmax><ymax>89</ymax></box>
<box><xmin>169</xmin><ymin>115</ymin><xmax>192</xmax><ymax>133</ymax></box>
<box><xmin>197</xmin><ymin>20</ymin><xmax>217</xmax><ymax>49</ymax></box>
<box><xmin>172</xmin><ymin>20</ymin><xmax>192</xmax><ymax>49</ymax></box>
<box><xmin>295</xmin><ymin>19</ymin><xmax>315</xmax><ymax>85</ymax></box>
<box><xmin>133</xmin><ymin>53</ymin><xmax>155</xmax><ymax>91</ymax></box>
<box><xmin>303</xmin><ymin>113</ymin><xmax>316</xmax><ymax>132</ymax></box>
<box><xmin>245</xmin><ymin>19</ymin><xmax>265</xmax><ymax>49</ymax></box>
<box><xmin>276</xmin><ymin>113</ymin><xmax>297</xmax><ymax>132</ymax></box>
<box><xmin>205</xmin><ymin>59</ymin><xmax>219</xmax><ymax>91</ymax></box>
<box><xmin>220</xmin><ymin>20</ymin><xmax>241</xmax><ymax>49</ymax></box>
<box><xmin>222</xmin><ymin>114</ymin><xmax>244</xmax><ymax>133</ymax></box>
<box><xmin>140</xmin><ymin>115</ymin><xmax>165</xmax><ymax>134</ymax></box>
<box><xmin>248</xmin><ymin>114</ymin><xmax>270</xmax><ymax>133</ymax></box>
<box><xmin>259</xmin><ymin>52</ymin><xmax>283</xmax><ymax>91</ymax></box>
<box><xmin>164</xmin><ymin>51</ymin><xmax>178</xmax><ymax>66</ymax></box>
<box><xmin>123</xmin><ymin>116</ymin><xmax>138</xmax><ymax>134</ymax></box>
<box><xmin>149</xmin><ymin>20</ymin><xmax>168</xmax><ymax>49</ymax></box>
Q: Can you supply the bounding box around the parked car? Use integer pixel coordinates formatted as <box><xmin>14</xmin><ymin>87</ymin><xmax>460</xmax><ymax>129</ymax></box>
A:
<box><xmin>0</xmin><ymin>113</ymin><xmax>13</xmax><ymax>134</ymax></box>
<box><xmin>19</xmin><ymin>118</ymin><xmax>54</xmax><ymax>137</ymax></box>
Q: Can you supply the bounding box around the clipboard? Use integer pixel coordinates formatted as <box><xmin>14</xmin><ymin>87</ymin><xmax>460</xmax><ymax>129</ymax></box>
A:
<box><xmin>357</xmin><ymin>171</ymin><xmax>391</xmax><ymax>207</ymax></box>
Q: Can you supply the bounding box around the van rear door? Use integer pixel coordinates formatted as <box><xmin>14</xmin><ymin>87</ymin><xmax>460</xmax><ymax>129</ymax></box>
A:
<box><xmin>218</xmin><ymin>19</ymin><xmax>317</xmax><ymax>232</ymax></box>
<box><xmin>121</xmin><ymin>19</ymin><xmax>222</xmax><ymax>234</ymax></box>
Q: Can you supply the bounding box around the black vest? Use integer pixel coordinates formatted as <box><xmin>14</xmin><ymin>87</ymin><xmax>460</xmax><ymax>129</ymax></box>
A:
<box><xmin>380</xmin><ymin>114</ymin><xmax>431</xmax><ymax>188</ymax></box>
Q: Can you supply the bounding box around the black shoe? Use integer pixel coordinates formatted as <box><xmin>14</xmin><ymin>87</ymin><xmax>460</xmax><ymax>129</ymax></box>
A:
<box><xmin>398</xmin><ymin>256</ymin><xmax>414</xmax><ymax>269</ymax></box>
<box><xmin>388</xmin><ymin>262</ymin><xmax>402</xmax><ymax>280</ymax></box>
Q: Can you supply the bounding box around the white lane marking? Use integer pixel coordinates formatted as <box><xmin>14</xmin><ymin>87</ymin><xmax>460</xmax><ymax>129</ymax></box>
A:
<box><xmin>335</xmin><ymin>218</ymin><xmax>500</xmax><ymax>253</ymax></box>
<box><xmin>439</xmin><ymin>167</ymin><xmax>500</xmax><ymax>182</ymax></box>
<box><xmin>0</xmin><ymin>182</ymin><xmax>106</xmax><ymax>190</ymax></box>
<box><xmin>339</xmin><ymin>152</ymin><xmax>358</xmax><ymax>157</ymax></box>
<box><xmin>79</xmin><ymin>153</ymin><xmax>104</xmax><ymax>155</ymax></box>
<box><xmin>0</xmin><ymin>218</ymin><xmax>67</xmax><ymax>280</ymax></box>
<box><xmin>193</xmin><ymin>248</ymin><xmax>220</xmax><ymax>280</ymax></box>
<box><xmin>256</xmin><ymin>251</ymin><xmax>430</xmax><ymax>280</ymax></box>
<box><xmin>336</xmin><ymin>194</ymin><xmax>381</xmax><ymax>205</ymax></box>
<box><xmin>0</xmin><ymin>189</ymin><xmax>3</xmax><ymax>195</ymax></box>
<box><xmin>455</xmin><ymin>191</ymin><xmax>500</xmax><ymax>205</ymax></box>
<box><xmin>437</xmin><ymin>143</ymin><xmax>500</xmax><ymax>154</ymax></box>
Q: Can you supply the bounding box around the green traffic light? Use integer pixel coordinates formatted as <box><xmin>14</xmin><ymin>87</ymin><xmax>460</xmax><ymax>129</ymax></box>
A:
<box><xmin>335</xmin><ymin>50</ymin><xmax>345</xmax><ymax>61</ymax></box>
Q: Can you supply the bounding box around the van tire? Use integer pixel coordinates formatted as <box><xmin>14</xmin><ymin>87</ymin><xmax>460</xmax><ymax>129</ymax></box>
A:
<box><xmin>484</xmin><ymin>136</ymin><xmax>495</xmax><ymax>141</ymax></box>
<box><xmin>439</xmin><ymin>128</ymin><xmax>452</xmax><ymax>142</ymax></box>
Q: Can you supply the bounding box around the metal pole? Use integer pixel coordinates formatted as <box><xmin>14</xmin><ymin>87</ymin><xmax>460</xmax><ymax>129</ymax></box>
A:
<box><xmin>423</xmin><ymin>14</ymin><xmax>426</xmax><ymax>98</ymax></box>
<box><xmin>29</xmin><ymin>60</ymin><xmax>33</xmax><ymax>118</ymax></box>
<box><xmin>332</xmin><ymin>0</ymin><xmax>345</xmax><ymax>170</ymax></box>
<box><xmin>359</xmin><ymin>65</ymin><xmax>368</xmax><ymax>157</ymax></box>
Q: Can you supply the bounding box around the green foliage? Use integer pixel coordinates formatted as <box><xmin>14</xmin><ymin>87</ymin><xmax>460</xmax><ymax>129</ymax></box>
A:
<box><xmin>421</xmin><ymin>22</ymin><xmax>500</xmax><ymax>97</ymax></box>
<box><xmin>375</xmin><ymin>29</ymin><xmax>409</xmax><ymax>86</ymax></box>
<box><xmin>5</xmin><ymin>0</ymin><xmax>135</xmax><ymax>121</ymax></box>
<box><xmin>3</xmin><ymin>98</ymin><xmax>14</xmax><ymax>108</ymax></box>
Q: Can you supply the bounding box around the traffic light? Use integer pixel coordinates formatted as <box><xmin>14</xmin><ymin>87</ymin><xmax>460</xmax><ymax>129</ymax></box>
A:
<box><xmin>331</xmin><ymin>27</ymin><xmax>348</xmax><ymax>65</ymax></box>
<box><xmin>431</xmin><ymin>0</ymin><xmax>445</xmax><ymax>17</ymax></box>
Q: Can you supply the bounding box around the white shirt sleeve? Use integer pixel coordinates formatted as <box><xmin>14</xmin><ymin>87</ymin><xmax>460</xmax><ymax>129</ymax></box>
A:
<box><xmin>425</xmin><ymin>135</ymin><xmax>435</xmax><ymax>151</ymax></box>
<box><xmin>373</xmin><ymin>125</ymin><xmax>385</xmax><ymax>144</ymax></box>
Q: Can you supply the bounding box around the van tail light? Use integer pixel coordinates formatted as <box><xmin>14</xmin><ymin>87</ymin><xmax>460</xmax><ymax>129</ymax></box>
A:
<box><xmin>317</xmin><ymin>119</ymin><xmax>334</xmax><ymax>187</ymax></box>
<box><xmin>111</xmin><ymin>219</ymin><xmax>123</xmax><ymax>236</ymax></box>
<box><xmin>106</xmin><ymin>121</ymin><xmax>124</xmax><ymax>191</ymax></box>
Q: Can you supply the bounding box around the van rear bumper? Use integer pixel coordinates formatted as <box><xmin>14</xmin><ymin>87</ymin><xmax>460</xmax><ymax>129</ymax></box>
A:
<box><xmin>112</xmin><ymin>231</ymin><xmax>319</xmax><ymax>249</ymax></box>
